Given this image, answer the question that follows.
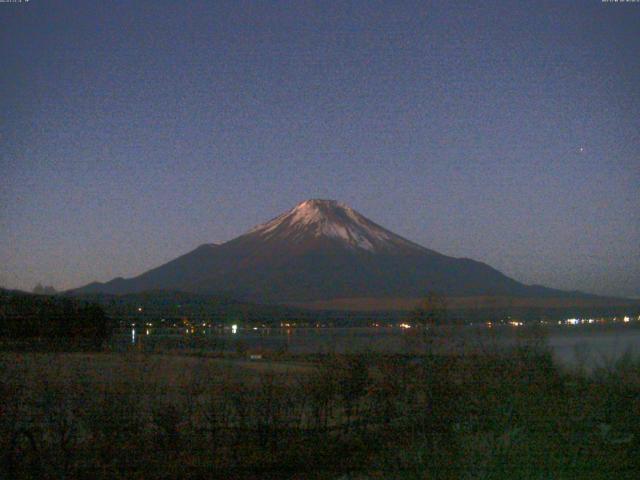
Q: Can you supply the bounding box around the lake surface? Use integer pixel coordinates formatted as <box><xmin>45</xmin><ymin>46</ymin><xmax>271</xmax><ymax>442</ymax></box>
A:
<box><xmin>117</xmin><ymin>324</ymin><xmax>640</xmax><ymax>369</ymax></box>
<box><xmin>547</xmin><ymin>328</ymin><xmax>640</xmax><ymax>368</ymax></box>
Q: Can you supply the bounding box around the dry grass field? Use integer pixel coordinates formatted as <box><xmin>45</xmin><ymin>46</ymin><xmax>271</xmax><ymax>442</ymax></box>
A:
<box><xmin>2</xmin><ymin>345</ymin><xmax>640</xmax><ymax>479</ymax></box>
<box><xmin>292</xmin><ymin>296</ymin><xmax>640</xmax><ymax>311</ymax></box>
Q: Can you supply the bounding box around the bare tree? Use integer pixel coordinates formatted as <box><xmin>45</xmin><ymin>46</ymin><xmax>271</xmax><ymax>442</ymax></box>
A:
<box><xmin>407</xmin><ymin>292</ymin><xmax>449</xmax><ymax>354</ymax></box>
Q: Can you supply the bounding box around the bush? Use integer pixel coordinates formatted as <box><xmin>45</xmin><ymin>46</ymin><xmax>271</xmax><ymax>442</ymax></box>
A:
<box><xmin>0</xmin><ymin>293</ymin><xmax>113</xmax><ymax>348</ymax></box>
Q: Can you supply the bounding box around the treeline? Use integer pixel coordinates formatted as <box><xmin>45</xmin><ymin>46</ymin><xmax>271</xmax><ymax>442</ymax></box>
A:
<box><xmin>75</xmin><ymin>289</ymin><xmax>640</xmax><ymax>326</ymax></box>
<box><xmin>74</xmin><ymin>290</ymin><xmax>315</xmax><ymax>325</ymax></box>
<box><xmin>0</xmin><ymin>290</ymin><xmax>112</xmax><ymax>347</ymax></box>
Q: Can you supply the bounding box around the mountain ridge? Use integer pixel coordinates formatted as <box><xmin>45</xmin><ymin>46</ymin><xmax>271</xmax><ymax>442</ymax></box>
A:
<box><xmin>72</xmin><ymin>199</ymin><xmax>602</xmax><ymax>304</ymax></box>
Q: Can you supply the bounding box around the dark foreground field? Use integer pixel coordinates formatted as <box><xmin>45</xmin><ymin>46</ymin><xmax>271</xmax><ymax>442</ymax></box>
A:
<box><xmin>1</xmin><ymin>343</ymin><xmax>639</xmax><ymax>479</ymax></box>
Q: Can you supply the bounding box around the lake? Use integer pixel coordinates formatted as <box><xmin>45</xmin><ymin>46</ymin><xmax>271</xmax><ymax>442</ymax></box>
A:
<box><xmin>117</xmin><ymin>324</ymin><xmax>640</xmax><ymax>369</ymax></box>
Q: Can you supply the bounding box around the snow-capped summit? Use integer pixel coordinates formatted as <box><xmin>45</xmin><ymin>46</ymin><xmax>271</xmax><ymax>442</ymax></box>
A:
<box><xmin>247</xmin><ymin>199</ymin><xmax>430</xmax><ymax>254</ymax></box>
<box><xmin>72</xmin><ymin>198</ymin><xmax>576</xmax><ymax>305</ymax></box>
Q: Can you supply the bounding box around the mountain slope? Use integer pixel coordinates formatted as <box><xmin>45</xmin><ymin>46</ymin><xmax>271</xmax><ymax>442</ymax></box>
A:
<box><xmin>73</xmin><ymin>199</ymin><xmax>585</xmax><ymax>303</ymax></box>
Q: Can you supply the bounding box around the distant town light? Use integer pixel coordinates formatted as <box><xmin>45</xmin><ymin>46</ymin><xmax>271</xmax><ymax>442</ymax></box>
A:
<box><xmin>232</xmin><ymin>324</ymin><xmax>238</xmax><ymax>334</ymax></box>
<box><xmin>624</xmin><ymin>316</ymin><xmax>630</xmax><ymax>323</ymax></box>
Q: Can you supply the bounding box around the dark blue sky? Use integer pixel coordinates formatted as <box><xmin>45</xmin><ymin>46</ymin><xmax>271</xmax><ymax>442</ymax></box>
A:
<box><xmin>1</xmin><ymin>1</ymin><xmax>639</xmax><ymax>297</ymax></box>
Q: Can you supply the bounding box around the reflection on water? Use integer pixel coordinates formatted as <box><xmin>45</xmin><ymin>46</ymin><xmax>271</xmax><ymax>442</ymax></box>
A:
<box><xmin>548</xmin><ymin>329</ymin><xmax>640</xmax><ymax>368</ymax></box>
<box><xmin>116</xmin><ymin>325</ymin><xmax>640</xmax><ymax>368</ymax></box>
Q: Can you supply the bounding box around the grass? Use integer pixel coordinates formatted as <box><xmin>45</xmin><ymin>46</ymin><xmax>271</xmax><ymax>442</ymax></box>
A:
<box><xmin>1</xmin><ymin>342</ymin><xmax>639</xmax><ymax>479</ymax></box>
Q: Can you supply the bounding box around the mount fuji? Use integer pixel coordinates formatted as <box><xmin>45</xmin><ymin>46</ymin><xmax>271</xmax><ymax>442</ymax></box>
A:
<box><xmin>73</xmin><ymin>199</ymin><xmax>585</xmax><ymax>305</ymax></box>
